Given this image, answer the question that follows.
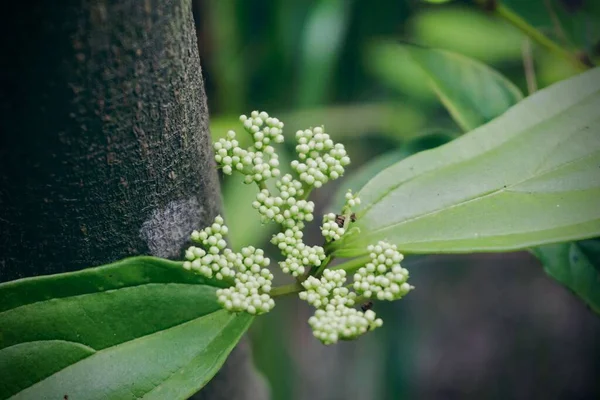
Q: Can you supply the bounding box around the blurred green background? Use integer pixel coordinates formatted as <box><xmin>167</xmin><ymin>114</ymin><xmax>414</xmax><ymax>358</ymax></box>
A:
<box><xmin>194</xmin><ymin>1</ymin><xmax>600</xmax><ymax>399</ymax></box>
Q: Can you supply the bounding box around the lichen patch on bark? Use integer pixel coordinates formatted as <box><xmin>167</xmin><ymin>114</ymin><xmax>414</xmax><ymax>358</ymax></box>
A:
<box><xmin>140</xmin><ymin>197</ymin><xmax>204</xmax><ymax>259</ymax></box>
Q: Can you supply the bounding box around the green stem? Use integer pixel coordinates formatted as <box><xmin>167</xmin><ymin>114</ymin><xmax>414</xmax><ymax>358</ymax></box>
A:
<box><xmin>477</xmin><ymin>1</ymin><xmax>589</xmax><ymax>71</ymax></box>
<box><xmin>257</xmin><ymin>180</ymin><xmax>267</xmax><ymax>191</ymax></box>
<box><xmin>332</xmin><ymin>255</ymin><xmax>371</xmax><ymax>275</ymax></box>
<box><xmin>354</xmin><ymin>295</ymin><xmax>370</xmax><ymax>305</ymax></box>
<box><xmin>299</xmin><ymin>186</ymin><xmax>313</xmax><ymax>201</ymax></box>
<box><xmin>324</xmin><ymin>241</ymin><xmax>335</xmax><ymax>254</ymax></box>
<box><xmin>314</xmin><ymin>254</ymin><xmax>334</xmax><ymax>277</ymax></box>
<box><xmin>271</xmin><ymin>281</ymin><xmax>304</xmax><ymax>297</ymax></box>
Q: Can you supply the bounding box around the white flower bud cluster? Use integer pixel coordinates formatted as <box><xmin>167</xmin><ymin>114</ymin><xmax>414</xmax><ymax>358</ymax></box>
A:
<box><xmin>353</xmin><ymin>241</ymin><xmax>413</xmax><ymax>301</ymax></box>
<box><xmin>271</xmin><ymin>225</ymin><xmax>324</xmax><ymax>276</ymax></box>
<box><xmin>216</xmin><ymin>246</ymin><xmax>275</xmax><ymax>315</ymax></box>
<box><xmin>213</xmin><ymin>131</ymin><xmax>281</xmax><ymax>182</ymax></box>
<box><xmin>183</xmin><ymin>246</ymin><xmax>238</xmax><ymax>281</ymax></box>
<box><xmin>204</xmin><ymin>111</ymin><xmax>412</xmax><ymax>329</ymax></box>
<box><xmin>321</xmin><ymin>191</ymin><xmax>360</xmax><ymax>242</ymax></box>
<box><xmin>190</xmin><ymin>215</ymin><xmax>229</xmax><ymax>249</ymax></box>
<box><xmin>240</xmin><ymin>111</ymin><xmax>284</xmax><ymax>150</ymax></box>
<box><xmin>282</xmin><ymin>242</ymin><xmax>326</xmax><ymax>269</ymax></box>
<box><xmin>213</xmin><ymin>131</ymin><xmax>241</xmax><ymax>176</ymax></box>
<box><xmin>183</xmin><ymin>216</ymin><xmax>236</xmax><ymax>280</ymax></box>
<box><xmin>183</xmin><ymin>216</ymin><xmax>275</xmax><ymax>315</ymax></box>
<box><xmin>252</xmin><ymin>189</ymin><xmax>315</xmax><ymax>227</ymax></box>
<box><xmin>271</xmin><ymin>226</ymin><xmax>303</xmax><ymax>253</ymax></box>
<box><xmin>344</xmin><ymin>190</ymin><xmax>361</xmax><ymax>209</ymax></box>
<box><xmin>321</xmin><ymin>213</ymin><xmax>345</xmax><ymax>242</ymax></box>
<box><xmin>213</xmin><ymin>111</ymin><xmax>283</xmax><ymax>183</ymax></box>
<box><xmin>299</xmin><ymin>270</ymin><xmax>383</xmax><ymax>345</ymax></box>
<box><xmin>276</xmin><ymin>174</ymin><xmax>305</xmax><ymax>200</ymax></box>
<box><xmin>241</xmin><ymin>147</ymin><xmax>281</xmax><ymax>184</ymax></box>
<box><xmin>252</xmin><ymin>189</ymin><xmax>284</xmax><ymax>224</ymax></box>
<box><xmin>280</xmin><ymin>198</ymin><xmax>315</xmax><ymax>227</ymax></box>
<box><xmin>291</xmin><ymin>127</ymin><xmax>350</xmax><ymax>188</ymax></box>
<box><xmin>308</xmin><ymin>306</ymin><xmax>383</xmax><ymax>345</ymax></box>
<box><xmin>278</xmin><ymin>257</ymin><xmax>305</xmax><ymax>277</ymax></box>
<box><xmin>299</xmin><ymin>269</ymin><xmax>353</xmax><ymax>308</ymax></box>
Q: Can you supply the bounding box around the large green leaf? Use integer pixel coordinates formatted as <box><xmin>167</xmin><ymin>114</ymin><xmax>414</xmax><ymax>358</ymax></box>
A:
<box><xmin>401</xmin><ymin>44</ymin><xmax>524</xmax><ymax>131</ymax></box>
<box><xmin>330</xmin><ymin>132</ymin><xmax>455</xmax><ymax>211</ymax></box>
<box><xmin>0</xmin><ymin>257</ymin><xmax>252</xmax><ymax>400</ymax></box>
<box><xmin>367</xmin><ymin>43</ymin><xmax>523</xmax><ymax>128</ymax></box>
<box><xmin>333</xmin><ymin>67</ymin><xmax>600</xmax><ymax>256</ymax></box>
<box><xmin>532</xmin><ymin>240</ymin><xmax>600</xmax><ymax>314</ymax></box>
<box><xmin>391</xmin><ymin>46</ymin><xmax>599</xmax><ymax>314</ymax></box>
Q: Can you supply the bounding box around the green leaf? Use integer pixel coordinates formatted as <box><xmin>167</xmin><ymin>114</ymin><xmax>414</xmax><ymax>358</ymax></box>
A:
<box><xmin>396</xmin><ymin>33</ymin><xmax>598</xmax><ymax>315</ymax></box>
<box><xmin>0</xmin><ymin>256</ymin><xmax>252</xmax><ymax>400</ymax></box>
<box><xmin>367</xmin><ymin>42</ymin><xmax>438</xmax><ymax>104</ymax></box>
<box><xmin>409</xmin><ymin>7</ymin><xmax>524</xmax><ymax>63</ymax></box>
<box><xmin>333</xmin><ymin>67</ymin><xmax>600</xmax><ymax>256</ymax></box>
<box><xmin>532</xmin><ymin>240</ymin><xmax>600</xmax><ymax>315</ymax></box>
<box><xmin>330</xmin><ymin>132</ymin><xmax>455</xmax><ymax>211</ymax></box>
<box><xmin>400</xmin><ymin>44</ymin><xmax>524</xmax><ymax>131</ymax></box>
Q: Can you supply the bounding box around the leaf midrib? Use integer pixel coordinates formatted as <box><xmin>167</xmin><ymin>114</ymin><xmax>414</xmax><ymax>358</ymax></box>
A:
<box><xmin>0</xmin><ymin>281</ymin><xmax>214</xmax><ymax>320</ymax></box>
<box><xmin>0</xmin><ymin>282</ymin><xmax>222</xmax><ymax>352</ymax></box>
<box><xmin>373</xmin><ymin>218</ymin><xmax>600</xmax><ymax>247</ymax></box>
<box><xmin>142</xmin><ymin>313</ymin><xmax>237</xmax><ymax>399</ymax></box>
<box><xmin>1</xmin><ymin>339</ymin><xmax>98</xmax><ymax>354</ymax></box>
<box><xmin>0</xmin><ymin>256</ymin><xmax>231</xmax><ymax>313</ymax></box>
<box><xmin>10</xmin><ymin>310</ymin><xmax>234</xmax><ymax>400</ymax></box>
<box><xmin>350</xmin><ymin>147</ymin><xmax>599</xmax><ymax>244</ymax></box>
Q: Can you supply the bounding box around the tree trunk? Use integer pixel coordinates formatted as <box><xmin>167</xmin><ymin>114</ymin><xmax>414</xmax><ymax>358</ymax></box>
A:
<box><xmin>0</xmin><ymin>1</ymin><xmax>267</xmax><ymax>399</ymax></box>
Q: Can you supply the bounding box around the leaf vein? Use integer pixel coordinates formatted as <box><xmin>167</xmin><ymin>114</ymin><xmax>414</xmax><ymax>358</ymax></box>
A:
<box><xmin>354</xmin><ymin>149</ymin><xmax>600</xmax><ymax>242</ymax></box>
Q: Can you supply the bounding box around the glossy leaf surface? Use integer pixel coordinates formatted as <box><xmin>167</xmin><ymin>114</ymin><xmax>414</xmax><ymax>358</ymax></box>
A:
<box><xmin>0</xmin><ymin>257</ymin><xmax>251</xmax><ymax>400</ymax></box>
<box><xmin>373</xmin><ymin>43</ymin><xmax>524</xmax><ymax>131</ymax></box>
<box><xmin>334</xmin><ymin>68</ymin><xmax>600</xmax><ymax>256</ymax></box>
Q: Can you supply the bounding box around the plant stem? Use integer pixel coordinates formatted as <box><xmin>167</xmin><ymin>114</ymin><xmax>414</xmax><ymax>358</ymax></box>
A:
<box><xmin>521</xmin><ymin>38</ymin><xmax>537</xmax><ymax>94</ymax></box>
<box><xmin>476</xmin><ymin>1</ymin><xmax>589</xmax><ymax>71</ymax></box>
<box><xmin>314</xmin><ymin>254</ymin><xmax>334</xmax><ymax>277</ymax></box>
<box><xmin>332</xmin><ymin>255</ymin><xmax>371</xmax><ymax>275</ymax></box>
<box><xmin>257</xmin><ymin>180</ymin><xmax>267</xmax><ymax>191</ymax></box>
<box><xmin>542</xmin><ymin>0</ymin><xmax>571</xmax><ymax>47</ymax></box>
<box><xmin>271</xmin><ymin>281</ymin><xmax>304</xmax><ymax>297</ymax></box>
<box><xmin>271</xmin><ymin>255</ymin><xmax>371</xmax><ymax>298</ymax></box>
<box><xmin>299</xmin><ymin>186</ymin><xmax>313</xmax><ymax>201</ymax></box>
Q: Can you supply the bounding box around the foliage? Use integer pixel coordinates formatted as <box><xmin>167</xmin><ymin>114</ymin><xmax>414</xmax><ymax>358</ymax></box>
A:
<box><xmin>369</xmin><ymin>43</ymin><xmax>523</xmax><ymax>131</ymax></box>
<box><xmin>334</xmin><ymin>66</ymin><xmax>600</xmax><ymax>256</ymax></box>
<box><xmin>193</xmin><ymin>111</ymin><xmax>413</xmax><ymax>342</ymax></box>
<box><xmin>532</xmin><ymin>240</ymin><xmax>600</xmax><ymax>314</ymax></box>
<box><xmin>3</xmin><ymin>0</ymin><xmax>600</xmax><ymax>398</ymax></box>
<box><xmin>0</xmin><ymin>257</ymin><xmax>251</xmax><ymax>400</ymax></box>
<box><xmin>361</xmin><ymin>41</ymin><xmax>600</xmax><ymax>317</ymax></box>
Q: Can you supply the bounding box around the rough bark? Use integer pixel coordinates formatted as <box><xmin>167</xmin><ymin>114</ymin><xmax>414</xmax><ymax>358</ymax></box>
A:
<box><xmin>0</xmin><ymin>0</ymin><xmax>219</xmax><ymax>279</ymax></box>
<box><xmin>0</xmin><ymin>0</ymin><xmax>267</xmax><ymax>399</ymax></box>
